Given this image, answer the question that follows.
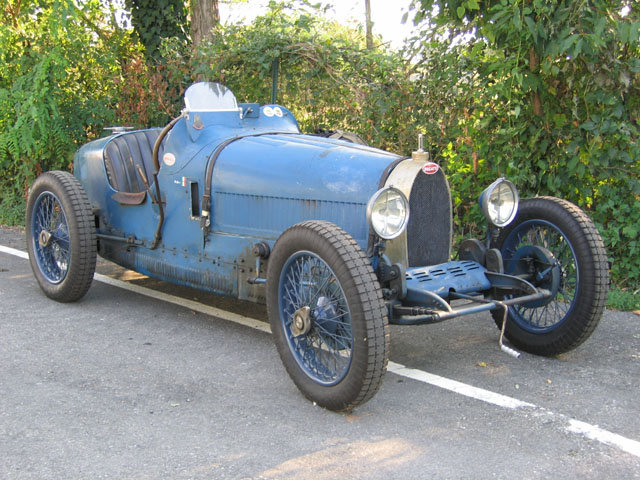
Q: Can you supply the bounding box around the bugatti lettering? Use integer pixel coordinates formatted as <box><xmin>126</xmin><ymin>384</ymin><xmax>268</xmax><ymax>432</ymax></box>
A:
<box><xmin>422</xmin><ymin>162</ymin><xmax>439</xmax><ymax>175</ymax></box>
<box><xmin>25</xmin><ymin>82</ymin><xmax>609</xmax><ymax>411</ymax></box>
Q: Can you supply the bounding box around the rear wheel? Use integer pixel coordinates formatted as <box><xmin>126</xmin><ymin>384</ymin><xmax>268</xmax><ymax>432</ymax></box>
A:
<box><xmin>267</xmin><ymin>221</ymin><xmax>389</xmax><ymax>411</ymax></box>
<box><xmin>492</xmin><ymin>197</ymin><xmax>608</xmax><ymax>355</ymax></box>
<box><xmin>26</xmin><ymin>171</ymin><xmax>96</xmax><ymax>302</ymax></box>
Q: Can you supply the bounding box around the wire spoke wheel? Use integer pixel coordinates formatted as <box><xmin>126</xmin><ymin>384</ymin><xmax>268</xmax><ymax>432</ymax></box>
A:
<box><xmin>31</xmin><ymin>192</ymin><xmax>71</xmax><ymax>284</ymax></box>
<box><xmin>26</xmin><ymin>171</ymin><xmax>96</xmax><ymax>302</ymax></box>
<box><xmin>279</xmin><ymin>251</ymin><xmax>353</xmax><ymax>385</ymax></box>
<box><xmin>267</xmin><ymin>221</ymin><xmax>389</xmax><ymax>411</ymax></box>
<box><xmin>493</xmin><ymin>197</ymin><xmax>608</xmax><ymax>356</ymax></box>
<box><xmin>501</xmin><ymin>220</ymin><xmax>577</xmax><ymax>333</ymax></box>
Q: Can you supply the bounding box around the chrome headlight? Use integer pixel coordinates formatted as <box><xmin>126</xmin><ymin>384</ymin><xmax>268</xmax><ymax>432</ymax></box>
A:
<box><xmin>479</xmin><ymin>178</ymin><xmax>519</xmax><ymax>227</ymax></box>
<box><xmin>367</xmin><ymin>187</ymin><xmax>410</xmax><ymax>240</ymax></box>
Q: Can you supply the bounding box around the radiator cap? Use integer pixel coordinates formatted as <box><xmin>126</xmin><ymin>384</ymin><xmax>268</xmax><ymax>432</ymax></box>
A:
<box><xmin>411</xmin><ymin>133</ymin><xmax>429</xmax><ymax>162</ymax></box>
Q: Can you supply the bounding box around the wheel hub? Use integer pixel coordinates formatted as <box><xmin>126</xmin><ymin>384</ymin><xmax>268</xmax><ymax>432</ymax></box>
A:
<box><xmin>38</xmin><ymin>230</ymin><xmax>52</xmax><ymax>248</ymax></box>
<box><xmin>507</xmin><ymin>245</ymin><xmax>561</xmax><ymax>308</ymax></box>
<box><xmin>292</xmin><ymin>306</ymin><xmax>312</xmax><ymax>337</ymax></box>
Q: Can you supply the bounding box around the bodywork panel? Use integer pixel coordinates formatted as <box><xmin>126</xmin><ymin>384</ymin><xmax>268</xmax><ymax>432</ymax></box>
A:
<box><xmin>74</xmin><ymin>105</ymin><xmax>402</xmax><ymax>301</ymax></box>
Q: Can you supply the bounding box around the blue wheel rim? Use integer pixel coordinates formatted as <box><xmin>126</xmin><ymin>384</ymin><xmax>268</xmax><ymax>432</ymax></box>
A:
<box><xmin>278</xmin><ymin>251</ymin><xmax>353</xmax><ymax>386</ymax></box>
<box><xmin>31</xmin><ymin>191</ymin><xmax>71</xmax><ymax>284</ymax></box>
<box><xmin>501</xmin><ymin>219</ymin><xmax>579</xmax><ymax>333</ymax></box>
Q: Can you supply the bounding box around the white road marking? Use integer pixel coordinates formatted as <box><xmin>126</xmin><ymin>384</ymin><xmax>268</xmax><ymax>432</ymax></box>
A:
<box><xmin>567</xmin><ymin>419</ymin><xmax>640</xmax><ymax>458</ymax></box>
<box><xmin>95</xmin><ymin>274</ymin><xmax>272</xmax><ymax>334</ymax></box>
<box><xmin>0</xmin><ymin>244</ymin><xmax>28</xmax><ymax>259</ymax></box>
<box><xmin>387</xmin><ymin>362</ymin><xmax>535</xmax><ymax>409</ymax></box>
<box><xmin>3</xmin><ymin>243</ymin><xmax>639</xmax><ymax>458</ymax></box>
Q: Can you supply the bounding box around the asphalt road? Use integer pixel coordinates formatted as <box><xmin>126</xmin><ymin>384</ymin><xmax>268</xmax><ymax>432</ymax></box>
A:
<box><xmin>1</xmin><ymin>226</ymin><xmax>639</xmax><ymax>479</ymax></box>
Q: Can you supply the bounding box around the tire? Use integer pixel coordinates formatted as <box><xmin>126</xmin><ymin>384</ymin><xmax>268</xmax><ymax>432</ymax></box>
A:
<box><xmin>266</xmin><ymin>221</ymin><xmax>389</xmax><ymax>411</ymax></box>
<box><xmin>26</xmin><ymin>171</ymin><xmax>97</xmax><ymax>302</ymax></box>
<box><xmin>492</xmin><ymin>197</ymin><xmax>609</xmax><ymax>355</ymax></box>
<box><xmin>313</xmin><ymin>129</ymin><xmax>368</xmax><ymax>145</ymax></box>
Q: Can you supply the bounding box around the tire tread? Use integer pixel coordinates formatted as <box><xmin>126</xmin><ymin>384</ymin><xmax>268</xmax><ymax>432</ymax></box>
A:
<box><xmin>493</xmin><ymin>197</ymin><xmax>608</xmax><ymax>355</ymax></box>
<box><xmin>267</xmin><ymin>220</ymin><xmax>389</xmax><ymax>411</ymax></box>
<box><xmin>26</xmin><ymin>171</ymin><xmax>96</xmax><ymax>302</ymax></box>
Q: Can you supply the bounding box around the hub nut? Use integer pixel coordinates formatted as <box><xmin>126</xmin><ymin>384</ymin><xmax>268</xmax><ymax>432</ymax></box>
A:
<box><xmin>291</xmin><ymin>306</ymin><xmax>312</xmax><ymax>337</ymax></box>
<box><xmin>38</xmin><ymin>230</ymin><xmax>52</xmax><ymax>248</ymax></box>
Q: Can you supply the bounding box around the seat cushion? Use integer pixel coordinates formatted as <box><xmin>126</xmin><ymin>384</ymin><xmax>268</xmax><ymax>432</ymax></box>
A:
<box><xmin>104</xmin><ymin>129</ymin><xmax>164</xmax><ymax>193</ymax></box>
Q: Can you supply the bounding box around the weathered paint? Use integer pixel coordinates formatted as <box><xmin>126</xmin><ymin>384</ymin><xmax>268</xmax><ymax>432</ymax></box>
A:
<box><xmin>74</xmin><ymin>103</ymin><xmax>402</xmax><ymax>300</ymax></box>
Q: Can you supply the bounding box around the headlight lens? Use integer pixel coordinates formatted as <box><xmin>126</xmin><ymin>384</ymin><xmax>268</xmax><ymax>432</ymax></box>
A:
<box><xmin>480</xmin><ymin>178</ymin><xmax>519</xmax><ymax>227</ymax></box>
<box><xmin>367</xmin><ymin>187</ymin><xmax>410</xmax><ymax>239</ymax></box>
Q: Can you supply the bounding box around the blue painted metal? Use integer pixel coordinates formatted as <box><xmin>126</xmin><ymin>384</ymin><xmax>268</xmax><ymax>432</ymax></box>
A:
<box><xmin>74</xmin><ymin>93</ymin><xmax>402</xmax><ymax>301</ymax></box>
<box><xmin>30</xmin><ymin>191</ymin><xmax>70</xmax><ymax>284</ymax></box>
<box><xmin>73</xmin><ymin>83</ymin><xmax>548</xmax><ymax>324</ymax></box>
<box><xmin>405</xmin><ymin>260</ymin><xmax>492</xmax><ymax>300</ymax></box>
<box><xmin>278</xmin><ymin>251</ymin><xmax>353</xmax><ymax>385</ymax></box>
<box><xmin>210</xmin><ymin>133</ymin><xmax>396</xmax><ymax>246</ymax></box>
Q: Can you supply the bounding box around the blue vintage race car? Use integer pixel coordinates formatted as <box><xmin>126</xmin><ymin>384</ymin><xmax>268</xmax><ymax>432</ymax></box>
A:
<box><xmin>26</xmin><ymin>82</ymin><xmax>609</xmax><ymax>411</ymax></box>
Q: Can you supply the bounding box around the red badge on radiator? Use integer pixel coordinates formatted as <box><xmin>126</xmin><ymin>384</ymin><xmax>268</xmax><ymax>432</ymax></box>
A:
<box><xmin>422</xmin><ymin>162</ymin><xmax>439</xmax><ymax>175</ymax></box>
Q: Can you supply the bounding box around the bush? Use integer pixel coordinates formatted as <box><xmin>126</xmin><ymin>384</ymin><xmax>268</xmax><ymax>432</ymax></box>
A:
<box><xmin>407</xmin><ymin>0</ymin><xmax>640</xmax><ymax>288</ymax></box>
<box><xmin>1</xmin><ymin>0</ymin><xmax>637</xmax><ymax>290</ymax></box>
<box><xmin>0</xmin><ymin>0</ymin><xmax>165</xmax><ymax>222</ymax></box>
<box><xmin>186</xmin><ymin>2</ymin><xmax>419</xmax><ymax>152</ymax></box>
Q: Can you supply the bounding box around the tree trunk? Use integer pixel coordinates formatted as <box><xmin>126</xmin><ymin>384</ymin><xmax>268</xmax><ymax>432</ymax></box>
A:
<box><xmin>365</xmin><ymin>0</ymin><xmax>373</xmax><ymax>50</ymax></box>
<box><xmin>529</xmin><ymin>47</ymin><xmax>543</xmax><ymax>116</ymax></box>
<box><xmin>191</xmin><ymin>0</ymin><xmax>219</xmax><ymax>48</ymax></box>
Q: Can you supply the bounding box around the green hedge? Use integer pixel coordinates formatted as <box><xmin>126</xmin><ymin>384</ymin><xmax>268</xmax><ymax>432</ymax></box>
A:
<box><xmin>1</xmin><ymin>1</ymin><xmax>637</xmax><ymax>290</ymax></box>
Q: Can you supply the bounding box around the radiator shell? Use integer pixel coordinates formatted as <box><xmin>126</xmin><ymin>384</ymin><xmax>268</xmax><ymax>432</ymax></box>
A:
<box><xmin>383</xmin><ymin>159</ymin><xmax>452</xmax><ymax>267</ymax></box>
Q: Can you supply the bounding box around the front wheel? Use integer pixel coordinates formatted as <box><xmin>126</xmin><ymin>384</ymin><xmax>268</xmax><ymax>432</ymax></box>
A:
<box><xmin>26</xmin><ymin>171</ymin><xmax>97</xmax><ymax>302</ymax></box>
<box><xmin>492</xmin><ymin>197</ymin><xmax>609</xmax><ymax>355</ymax></box>
<box><xmin>266</xmin><ymin>221</ymin><xmax>389</xmax><ymax>411</ymax></box>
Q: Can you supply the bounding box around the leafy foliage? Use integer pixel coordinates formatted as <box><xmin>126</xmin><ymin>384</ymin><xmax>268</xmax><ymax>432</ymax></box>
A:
<box><xmin>0</xmin><ymin>0</ymin><xmax>638</xmax><ymax>292</ymax></box>
<box><xmin>607</xmin><ymin>286</ymin><xmax>640</xmax><ymax>311</ymax></box>
<box><xmin>407</xmin><ymin>0</ymin><xmax>640</xmax><ymax>287</ymax></box>
<box><xmin>125</xmin><ymin>0</ymin><xmax>188</xmax><ymax>58</ymax></box>
<box><xmin>0</xmin><ymin>0</ymin><xmax>161</xmax><ymax>223</ymax></box>
<box><xmin>185</xmin><ymin>2</ymin><xmax>420</xmax><ymax>152</ymax></box>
